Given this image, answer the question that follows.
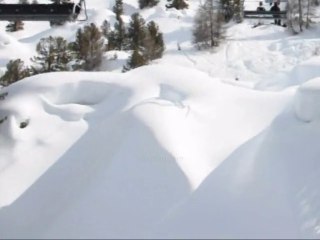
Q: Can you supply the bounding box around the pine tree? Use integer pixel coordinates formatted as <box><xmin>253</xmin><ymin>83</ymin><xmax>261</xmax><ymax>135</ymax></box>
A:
<box><xmin>166</xmin><ymin>0</ymin><xmax>188</xmax><ymax>10</ymax></box>
<box><xmin>127</xmin><ymin>13</ymin><xmax>147</xmax><ymax>50</ymax></box>
<box><xmin>220</xmin><ymin>0</ymin><xmax>234</xmax><ymax>22</ymax></box>
<box><xmin>70</xmin><ymin>23</ymin><xmax>104</xmax><ymax>71</ymax></box>
<box><xmin>144</xmin><ymin>21</ymin><xmax>165</xmax><ymax>60</ymax></box>
<box><xmin>101</xmin><ymin>20</ymin><xmax>110</xmax><ymax>38</ymax></box>
<box><xmin>193</xmin><ymin>0</ymin><xmax>224</xmax><ymax>49</ymax></box>
<box><xmin>123</xmin><ymin>49</ymin><xmax>148</xmax><ymax>72</ymax></box>
<box><xmin>113</xmin><ymin>0</ymin><xmax>123</xmax><ymax>21</ymax></box>
<box><xmin>6</xmin><ymin>0</ymin><xmax>28</xmax><ymax>32</ymax></box>
<box><xmin>53</xmin><ymin>37</ymin><xmax>72</xmax><ymax>70</ymax></box>
<box><xmin>114</xmin><ymin>18</ymin><xmax>126</xmax><ymax>50</ymax></box>
<box><xmin>100</xmin><ymin>20</ymin><xmax>110</xmax><ymax>51</ymax></box>
<box><xmin>139</xmin><ymin>0</ymin><xmax>159</xmax><ymax>9</ymax></box>
<box><xmin>31</xmin><ymin>36</ymin><xmax>71</xmax><ymax>73</ymax></box>
<box><xmin>112</xmin><ymin>0</ymin><xmax>125</xmax><ymax>50</ymax></box>
<box><xmin>107</xmin><ymin>30</ymin><xmax>118</xmax><ymax>50</ymax></box>
<box><xmin>233</xmin><ymin>0</ymin><xmax>242</xmax><ymax>23</ymax></box>
<box><xmin>123</xmin><ymin>19</ymin><xmax>165</xmax><ymax>71</ymax></box>
<box><xmin>0</xmin><ymin>59</ymin><xmax>30</xmax><ymax>86</ymax></box>
<box><xmin>69</xmin><ymin>28</ymin><xmax>85</xmax><ymax>67</ymax></box>
<box><xmin>6</xmin><ymin>21</ymin><xmax>24</xmax><ymax>32</ymax></box>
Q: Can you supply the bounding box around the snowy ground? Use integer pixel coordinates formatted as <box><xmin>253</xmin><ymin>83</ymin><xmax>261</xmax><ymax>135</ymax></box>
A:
<box><xmin>1</xmin><ymin>0</ymin><xmax>320</xmax><ymax>238</ymax></box>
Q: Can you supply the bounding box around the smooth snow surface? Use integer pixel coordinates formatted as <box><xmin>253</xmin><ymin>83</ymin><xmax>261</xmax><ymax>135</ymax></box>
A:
<box><xmin>1</xmin><ymin>0</ymin><xmax>320</xmax><ymax>238</ymax></box>
<box><xmin>295</xmin><ymin>77</ymin><xmax>320</xmax><ymax>122</ymax></box>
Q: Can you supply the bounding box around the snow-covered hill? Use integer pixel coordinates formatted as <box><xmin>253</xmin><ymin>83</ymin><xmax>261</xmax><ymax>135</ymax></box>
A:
<box><xmin>1</xmin><ymin>0</ymin><xmax>320</xmax><ymax>238</ymax></box>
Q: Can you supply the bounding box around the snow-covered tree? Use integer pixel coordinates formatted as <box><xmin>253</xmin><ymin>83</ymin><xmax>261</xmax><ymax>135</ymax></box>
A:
<box><xmin>233</xmin><ymin>0</ymin><xmax>243</xmax><ymax>23</ymax></box>
<box><xmin>113</xmin><ymin>0</ymin><xmax>123</xmax><ymax>20</ymax></box>
<box><xmin>220</xmin><ymin>0</ymin><xmax>233</xmax><ymax>22</ymax></box>
<box><xmin>127</xmin><ymin>13</ymin><xmax>147</xmax><ymax>50</ymax></box>
<box><xmin>305</xmin><ymin>0</ymin><xmax>318</xmax><ymax>28</ymax></box>
<box><xmin>123</xmin><ymin>49</ymin><xmax>148</xmax><ymax>72</ymax></box>
<box><xmin>100</xmin><ymin>20</ymin><xmax>110</xmax><ymax>51</ymax></box>
<box><xmin>70</xmin><ymin>23</ymin><xmax>104</xmax><ymax>71</ymax></box>
<box><xmin>144</xmin><ymin>21</ymin><xmax>165</xmax><ymax>60</ymax></box>
<box><xmin>31</xmin><ymin>36</ymin><xmax>71</xmax><ymax>73</ymax></box>
<box><xmin>193</xmin><ymin>0</ymin><xmax>224</xmax><ymax>49</ymax></box>
<box><xmin>101</xmin><ymin>20</ymin><xmax>110</xmax><ymax>38</ymax></box>
<box><xmin>124</xmin><ymin>17</ymin><xmax>165</xmax><ymax>71</ymax></box>
<box><xmin>113</xmin><ymin>18</ymin><xmax>126</xmax><ymax>50</ymax></box>
<box><xmin>112</xmin><ymin>0</ymin><xmax>126</xmax><ymax>50</ymax></box>
<box><xmin>287</xmin><ymin>0</ymin><xmax>317</xmax><ymax>32</ymax></box>
<box><xmin>217</xmin><ymin>0</ymin><xmax>243</xmax><ymax>23</ymax></box>
<box><xmin>0</xmin><ymin>59</ymin><xmax>30</xmax><ymax>86</ymax></box>
<box><xmin>107</xmin><ymin>30</ymin><xmax>118</xmax><ymax>50</ymax></box>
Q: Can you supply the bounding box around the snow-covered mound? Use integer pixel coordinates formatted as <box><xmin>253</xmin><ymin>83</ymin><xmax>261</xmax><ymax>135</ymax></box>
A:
<box><xmin>0</xmin><ymin>64</ymin><xmax>301</xmax><ymax>238</ymax></box>
<box><xmin>295</xmin><ymin>77</ymin><xmax>320</xmax><ymax>122</ymax></box>
<box><xmin>1</xmin><ymin>0</ymin><xmax>320</xmax><ymax>238</ymax></box>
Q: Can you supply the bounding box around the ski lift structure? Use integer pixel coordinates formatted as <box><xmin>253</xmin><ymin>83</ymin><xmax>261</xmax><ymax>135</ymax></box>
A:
<box><xmin>243</xmin><ymin>0</ymin><xmax>287</xmax><ymax>19</ymax></box>
<box><xmin>0</xmin><ymin>0</ymin><xmax>87</xmax><ymax>22</ymax></box>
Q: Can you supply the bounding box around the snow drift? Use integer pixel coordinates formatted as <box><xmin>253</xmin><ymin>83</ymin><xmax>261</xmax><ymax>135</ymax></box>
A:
<box><xmin>1</xmin><ymin>0</ymin><xmax>320</xmax><ymax>238</ymax></box>
<box><xmin>1</xmin><ymin>64</ymin><xmax>320</xmax><ymax>238</ymax></box>
<box><xmin>295</xmin><ymin>77</ymin><xmax>320</xmax><ymax>122</ymax></box>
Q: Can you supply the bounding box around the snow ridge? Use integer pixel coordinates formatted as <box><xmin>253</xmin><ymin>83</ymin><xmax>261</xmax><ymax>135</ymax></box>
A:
<box><xmin>0</xmin><ymin>0</ymin><xmax>320</xmax><ymax>238</ymax></box>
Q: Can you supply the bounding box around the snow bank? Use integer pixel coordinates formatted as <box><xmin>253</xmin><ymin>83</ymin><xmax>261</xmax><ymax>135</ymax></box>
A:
<box><xmin>150</xmin><ymin>106</ymin><xmax>320</xmax><ymax>239</ymax></box>
<box><xmin>1</xmin><ymin>0</ymin><xmax>320</xmax><ymax>238</ymax></box>
<box><xmin>290</xmin><ymin>56</ymin><xmax>320</xmax><ymax>86</ymax></box>
<box><xmin>295</xmin><ymin>77</ymin><xmax>320</xmax><ymax>122</ymax></box>
<box><xmin>0</xmin><ymin>64</ymin><xmax>294</xmax><ymax>238</ymax></box>
<box><xmin>0</xmin><ymin>71</ymin><xmax>128</xmax><ymax>207</ymax></box>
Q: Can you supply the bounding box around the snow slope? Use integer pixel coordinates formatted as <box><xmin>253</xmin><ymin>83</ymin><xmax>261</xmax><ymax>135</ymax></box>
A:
<box><xmin>1</xmin><ymin>0</ymin><xmax>320</xmax><ymax>238</ymax></box>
